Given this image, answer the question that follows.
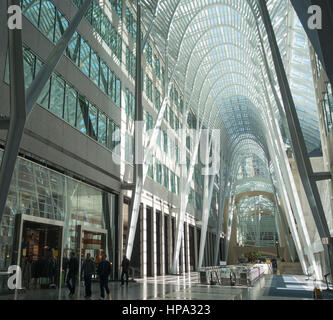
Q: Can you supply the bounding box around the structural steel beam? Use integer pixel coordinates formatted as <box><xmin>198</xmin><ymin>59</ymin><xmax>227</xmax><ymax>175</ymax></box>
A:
<box><xmin>0</xmin><ymin>0</ymin><xmax>26</xmax><ymax>228</ymax></box>
<box><xmin>259</xmin><ymin>0</ymin><xmax>333</xmax><ymax>279</ymax></box>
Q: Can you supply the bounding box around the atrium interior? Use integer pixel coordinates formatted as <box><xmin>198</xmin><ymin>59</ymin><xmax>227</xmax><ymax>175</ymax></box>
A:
<box><xmin>0</xmin><ymin>0</ymin><xmax>333</xmax><ymax>301</ymax></box>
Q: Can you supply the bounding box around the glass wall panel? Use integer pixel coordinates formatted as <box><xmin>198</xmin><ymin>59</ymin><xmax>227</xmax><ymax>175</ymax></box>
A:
<box><xmin>98</xmin><ymin>113</ymin><xmax>107</xmax><ymax>147</ymax></box>
<box><xmin>80</xmin><ymin>39</ymin><xmax>91</xmax><ymax>77</ymax></box>
<box><xmin>35</xmin><ymin>61</ymin><xmax>51</xmax><ymax>109</ymax></box>
<box><xmin>21</xmin><ymin>0</ymin><xmax>40</xmax><ymax>27</ymax></box>
<box><xmin>64</xmin><ymin>84</ymin><xmax>77</xmax><ymax>126</ymax></box>
<box><xmin>66</xmin><ymin>32</ymin><xmax>80</xmax><ymax>66</ymax></box>
<box><xmin>49</xmin><ymin>75</ymin><xmax>65</xmax><ymax>118</ymax></box>
<box><xmin>88</xmin><ymin>105</ymin><xmax>98</xmax><ymax>140</ymax></box>
<box><xmin>76</xmin><ymin>95</ymin><xmax>89</xmax><ymax>134</ymax></box>
<box><xmin>90</xmin><ymin>50</ymin><xmax>100</xmax><ymax>87</ymax></box>
<box><xmin>23</xmin><ymin>47</ymin><xmax>35</xmax><ymax>89</ymax></box>
<box><xmin>54</xmin><ymin>9</ymin><xmax>69</xmax><ymax>43</ymax></box>
<box><xmin>99</xmin><ymin>61</ymin><xmax>109</xmax><ymax>94</ymax></box>
<box><xmin>39</xmin><ymin>0</ymin><xmax>56</xmax><ymax>42</ymax></box>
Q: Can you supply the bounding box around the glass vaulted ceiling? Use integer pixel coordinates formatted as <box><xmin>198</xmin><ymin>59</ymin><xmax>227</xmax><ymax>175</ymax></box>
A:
<box><xmin>140</xmin><ymin>0</ymin><xmax>321</xmax><ymax>206</ymax></box>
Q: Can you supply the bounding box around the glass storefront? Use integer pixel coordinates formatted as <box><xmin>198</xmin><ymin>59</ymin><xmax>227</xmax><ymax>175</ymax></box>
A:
<box><xmin>0</xmin><ymin>150</ymin><xmax>117</xmax><ymax>291</ymax></box>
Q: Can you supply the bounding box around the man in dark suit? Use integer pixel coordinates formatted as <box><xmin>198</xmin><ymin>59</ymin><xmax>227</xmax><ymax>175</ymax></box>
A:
<box><xmin>66</xmin><ymin>251</ymin><xmax>78</xmax><ymax>296</ymax></box>
<box><xmin>121</xmin><ymin>255</ymin><xmax>130</xmax><ymax>286</ymax></box>
<box><xmin>97</xmin><ymin>254</ymin><xmax>111</xmax><ymax>300</ymax></box>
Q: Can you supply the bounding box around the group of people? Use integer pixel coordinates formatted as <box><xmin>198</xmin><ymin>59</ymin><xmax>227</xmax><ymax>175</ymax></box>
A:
<box><xmin>21</xmin><ymin>250</ymin><xmax>57</xmax><ymax>289</ymax></box>
<box><xmin>62</xmin><ymin>252</ymin><xmax>130</xmax><ymax>300</ymax></box>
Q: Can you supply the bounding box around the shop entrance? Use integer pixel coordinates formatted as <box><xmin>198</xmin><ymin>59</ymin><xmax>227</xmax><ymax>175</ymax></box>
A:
<box><xmin>14</xmin><ymin>214</ymin><xmax>64</xmax><ymax>290</ymax></box>
<box><xmin>76</xmin><ymin>225</ymin><xmax>108</xmax><ymax>283</ymax></box>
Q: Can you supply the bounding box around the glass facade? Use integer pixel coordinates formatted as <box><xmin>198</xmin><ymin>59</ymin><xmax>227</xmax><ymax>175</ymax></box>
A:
<box><xmin>0</xmin><ymin>150</ymin><xmax>116</xmax><ymax>291</ymax></box>
<box><xmin>5</xmin><ymin>47</ymin><xmax>120</xmax><ymax>153</ymax></box>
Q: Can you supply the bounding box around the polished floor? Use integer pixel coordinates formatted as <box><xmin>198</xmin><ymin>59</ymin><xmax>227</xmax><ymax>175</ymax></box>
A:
<box><xmin>1</xmin><ymin>273</ymin><xmax>333</xmax><ymax>300</ymax></box>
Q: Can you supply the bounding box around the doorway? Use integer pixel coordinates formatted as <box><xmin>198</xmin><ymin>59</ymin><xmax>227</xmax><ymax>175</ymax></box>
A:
<box><xmin>16</xmin><ymin>215</ymin><xmax>64</xmax><ymax>290</ymax></box>
<box><xmin>76</xmin><ymin>225</ymin><xmax>108</xmax><ymax>282</ymax></box>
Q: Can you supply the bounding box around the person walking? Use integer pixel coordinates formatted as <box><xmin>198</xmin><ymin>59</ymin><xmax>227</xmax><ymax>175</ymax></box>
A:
<box><xmin>66</xmin><ymin>252</ymin><xmax>78</xmax><ymax>296</ymax></box>
<box><xmin>22</xmin><ymin>255</ymin><xmax>33</xmax><ymax>289</ymax></box>
<box><xmin>62</xmin><ymin>252</ymin><xmax>69</xmax><ymax>285</ymax></box>
<box><xmin>81</xmin><ymin>253</ymin><xmax>95</xmax><ymax>298</ymax></box>
<box><xmin>97</xmin><ymin>254</ymin><xmax>111</xmax><ymax>300</ymax></box>
<box><xmin>120</xmin><ymin>255</ymin><xmax>130</xmax><ymax>286</ymax></box>
<box><xmin>47</xmin><ymin>251</ymin><xmax>56</xmax><ymax>288</ymax></box>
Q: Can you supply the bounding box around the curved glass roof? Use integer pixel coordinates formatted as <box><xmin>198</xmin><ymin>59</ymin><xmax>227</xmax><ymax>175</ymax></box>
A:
<box><xmin>140</xmin><ymin>0</ymin><xmax>321</xmax><ymax>206</ymax></box>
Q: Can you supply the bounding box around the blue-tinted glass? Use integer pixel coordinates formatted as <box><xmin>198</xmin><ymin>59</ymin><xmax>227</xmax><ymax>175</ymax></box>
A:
<box><xmin>116</xmin><ymin>78</ymin><xmax>121</xmax><ymax>107</ymax></box>
<box><xmin>76</xmin><ymin>95</ymin><xmax>89</xmax><ymax>134</ymax></box>
<box><xmin>64</xmin><ymin>84</ymin><xmax>77</xmax><ymax>126</ymax></box>
<box><xmin>21</xmin><ymin>0</ymin><xmax>40</xmax><ymax>27</ymax></box>
<box><xmin>49</xmin><ymin>74</ymin><xmax>65</xmax><ymax>118</ymax></box>
<box><xmin>66</xmin><ymin>32</ymin><xmax>80</xmax><ymax>66</ymax></box>
<box><xmin>23</xmin><ymin>47</ymin><xmax>35</xmax><ymax>89</ymax></box>
<box><xmin>99</xmin><ymin>61</ymin><xmax>109</xmax><ymax>94</ymax></box>
<box><xmin>39</xmin><ymin>1</ymin><xmax>56</xmax><ymax>42</ymax></box>
<box><xmin>88</xmin><ymin>105</ymin><xmax>98</xmax><ymax>140</ymax></box>
<box><xmin>54</xmin><ymin>9</ymin><xmax>68</xmax><ymax>43</ymax></box>
<box><xmin>90</xmin><ymin>50</ymin><xmax>100</xmax><ymax>86</ymax></box>
<box><xmin>79</xmin><ymin>39</ymin><xmax>91</xmax><ymax>77</ymax></box>
<box><xmin>35</xmin><ymin>59</ymin><xmax>50</xmax><ymax>109</ymax></box>
<box><xmin>98</xmin><ymin>113</ymin><xmax>107</xmax><ymax>147</ymax></box>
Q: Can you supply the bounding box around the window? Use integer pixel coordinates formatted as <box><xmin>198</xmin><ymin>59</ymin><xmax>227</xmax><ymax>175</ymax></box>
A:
<box><xmin>161</xmin><ymin>66</ymin><xmax>165</xmax><ymax>88</ymax></box>
<box><xmin>66</xmin><ymin>32</ymin><xmax>80</xmax><ymax>66</ymax></box>
<box><xmin>163</xmin><ymin>166</ymin><xmax>169</xmax><ymax>189</ymax></box>
<box><xmin>148</xmin><ymin>162</ymin><xmax>154</xmax><ymax>180</ymax></box>
<box><xmin>146</xmin><ymin>112</ymin><xmax>153</xmax><ymax>131</ymax></box>
<box><xmin>125</xmin><ymin>89</ymin><xmax>135</xmax><ymax>120</ymax></box>
<box><xmin>164</xmin><ymin>105</ymin><xmax>168</xmax><ymax>121</ymax></box>
<box><xmin>186</xmin><ymin>136</ymin><xmax>191</xmax><ymax>150</ymax></box>
<box><xmin>126</xmin><ymin>47</ymin><xmax>136</xmax><ymax>79</ymax></box>
<box><xmin>21</xmin><ymin>0</ymin><xmax>40</xmax><ymax>28</ymax></box>
<box><xmin>126</xmin><ymin>7</ymin><xmax>136</xmax><ymax>40</ymax></box>
<box><xmin>145</xmin><ymin>43</ymin><xmax>152</xmax><ymax>67</ymax></box>
<box><xmin>163</xmin><ymin>131</ymin><xmax>168</xmax><ymax>154</ymax></box>
<box><xmin>88</xmin><ymin>105</ymin><xmax>98</xmax><ymax>140</ymax></box>
<box><xmin>92</xmin><ymin>2</ymin><xmax>102</xmax><ymax>34</ymax></box>
<box><xmin>77</xmin><ymin>95</ymin><xmax>89</xmax><ymax>134</ymax></box>
<box><xmin>154</xmin><ymin>55</ymin><xmax>160</xmax><ymax>78</ymax></box>
<box><xmin>180</xmin><ymin>97</ymin><xmax>184</xmax><ymax>114</ymax></box>
<box><xmin>146</xmin><ymin>75</ymin><xmax>152</xmax><ymax>101</ymax></box>
<box><xmin>90</xmin><ymin>50</ymin><xmax>100</xmax><ymax>87</ymax></box>
<box><xmin>176</xmin><ymin>145</ymin><xmax>179</xmax><ymax>164</ymax></box>
<box><xmin>99</xmin><ymin>61</ymin><xmax>109</xmax><ymax>94</ymax></box>
<box><xmin>80</xmin><ymin>39</ymin><xmax>91</xmax><ymax>77</ymax></box>
<box><xmin>175</xmin><ymin>116</ymin><xmax>179</xmax><ymax>130</ymax></box>
<box><xmin>171</xmin><ymin>172</ymin><xmax>176</xmax><ymax>193</ymax></box>
<box><xmin>49</xmin><ymin>74</ymin><xmax>65</xmax><ymax>118</ymax></box>
<box><xmin>170</xmin><ymin>109</ymin><xmax>174</xmax><ymax>129</ymax></box>
<box><xmin>154</xmin><ymin>88</ymin><xmax>161</xmax><ymax>111</ymax></box>
<box><xmin>174</xmin><ymin>88</ymin><xmax>178</xmax><ymax>107</ymax></box>
<box><xmin>156</xmin><ymin>161</ymin><xmax>162</xmax><ymax>184</ymax></box>
<box><xmin>23</xmin><ymin>47</ymin><xmax>36</xmax><ymax>89</ymax></box>
<box><xmin>39</xmin><ymin>1</ymin><xmax>56</xmax><ymax>42</ymax></box>
<box><xmin>64</xmin><ymin>84</ymin><xmax>77</xmax><ymax>126</ymax></box>
<box><xmin>110</xmin><ymin>0</ymin><xmax>123</xmax><ymax>20</ymax></box>
<box><xmin>35</xmin><ymin>59</ymin><xmax>50</xmax><ymax>109</ymax></box>
<box><xmin>54</xmin><ymin>10</ymin><xmax>68</xmax><ymax>43</ymax></box>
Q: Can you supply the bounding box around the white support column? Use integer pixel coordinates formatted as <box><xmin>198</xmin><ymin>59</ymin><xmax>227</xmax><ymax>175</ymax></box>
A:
<box><xmin>224</xmin><ymin>193</ymin><xmax>236</xmax><ymax>263</ymax></box>
<box><xmin>185</xmin><ymin>221</ymin><xmax>190</xmax><ymax>272</ymax></box>
<box><xmin>198</xmin><ymin>173</ymin><xmax>216</xmax><ymax>268</ymax></box>
<box><xmin>168</xmin><ymin>209</ymin><xmax>173</xmax><ymax>274</ymax></box>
